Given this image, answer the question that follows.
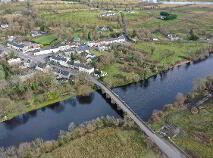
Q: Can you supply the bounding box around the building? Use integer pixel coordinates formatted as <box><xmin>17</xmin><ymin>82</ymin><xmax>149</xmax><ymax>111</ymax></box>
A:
<box><xmin>94</xmin><ymin>70</ymin><xmax>108</xmax><ymax>78</ymax></box>
<box><xmin>76</xmin><ymin>44</ymin><xmax>90</xmax><ymax>54</ymax></box>
<box><xmin>75</xmin><ymin>64</ymin><xmax>94</xmax><ymax>74</ymax></box>
<box><xmin>7</xmin><ymin>41</ymin><xmax>28</xmax><ymax>52</ymax></box>
<box><xmin>35</xmin><ymin>63</ymin><xmax>51</xmax><ymax>72</ymax></box>
<box><xmin>33</xmin><ymin>47</ymin><xmax>60</xmax><ymax>56</ymax></box>
<box><xmin>31</xmin><ymin>31</ymin><xmax>47</xmax><ymax>38</ymax></box>
<box><xmin>8</xmin><ymin>58</ymin><xmax>22</xmax><ymax>65</ymax></box>
<box><xmin>0</xmin><ymin>24</ymin><xmax>8</xmax><ymax>29</ymax></box>
<box><xmin>7</xmin><ymin>41</ymin><xmax>40</xmax><ymax>53</ymax></box>
<box><xmin>54</xmin><ymin>68</ymin><xmax>72</xmax><ymax>80</ymax></box>
<box><xmin>101</xmin><ymin>35</ymin><xmax>126</xmax><ymax>45</ymax></box>
<box><xmin>49</xmin><ymin>55</ymin><xmax>71</xmax><ymax>67</ymax></box>
<box><xmin>168</xmin><ymin>34</ymin><xmax>180</xmax><ymax>41</ymax></box>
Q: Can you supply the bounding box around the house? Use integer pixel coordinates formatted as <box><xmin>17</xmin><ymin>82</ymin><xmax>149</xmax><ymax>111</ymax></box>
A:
<box><xmin>58</xmin><ymin>45</ymin><xmax>72</xmax><ymax>51</ymax></box>
<box><xmin>22</xmin><ymin>42</ymin><xmax>40</xmax><ymax>53</ymax></box>
<box><xmin>153</xmin><ymin>38</ymin><xmax>159</xmax><ymax>41</ymax></box>
<box><xmin>76</xmin><ymin>44</ymin><xmax>90</xmax><ymax>54</ymax></box>
<box><xmin>160</xmin><ymin>16</ymin><xmax>166</xmax><ymax>20</ymax></box>
<box><xmin>100</xmin><ymin>12</ymin><xmax>118</xmax><ymax>17</ymax></box>
<box><xmin>86</xmin><ymin>53</ymin><xmax>96</xmax><ymax>60</ymax></box>
<box><xmin>73</xmin><ymin>63</ymin><xmax>94</xmax><ymax>74</ymax></box>
<box><xmin>64</xmin><ymin>48</ymin><xmax>76</xmax><ymax>56</ymax></box>
<box><xmin>8</xmin><ymin>58</ymin><xmax>22</xmax><ymax>65</ymax></box>
<box><xmin>97</xmin><ymin>45</ymin><xmax>109</xmax><ymax>51</ymax></box>
<box><xmin>33</xmin><ymin>47</ymin><xmax>60</xmax><ymax>56</ymax></box>
<box><xmin>49</xmin><ymin>55</ymin><xmax>71</xmax><ymax>67</ymax></box>
<box><xmin>102</xmin><ymin>35</ymin><xmax>126</xmax><ymax>45</ymax></box>
<box><xmin>7</xmin><ymin>41</ymin><xmax>29</xmax><ymax>52</ymax></box>
<box><xmin>87</xmin><ymin>41</ymin><xmax>98</xmax><ymax>47</ymax></box>
<box><xmin>0</xmin><ymin>24</ymin><xmax>8</xmax><ymax>29</ymax></box>
<box><xmin>78</xmin><ymin>64</ymin><xmax>94</xmax><ymax>74</ymax></box>
<box><xmin>54</xmin><ymin>68</ymin><xmax>72</xmax><ymax>80</ymax></box>
<box><xmin>31</xmin><ymin>31</ymin><xmax>47</xmax><ymax>38</ymax></box>
<box><xmin>94</xmin><ymin>70</ymin><xmax>108</xmax><ymax>78</ymax></box>
<box><xmin>168</xmin><ymin>34</ymin><xmax>180</xmax><ymax>41</ymax></box>
<box><xmin>35</xmin><ymin>63</ymin><xmax>51</xmax><ymax>72</ymax></box>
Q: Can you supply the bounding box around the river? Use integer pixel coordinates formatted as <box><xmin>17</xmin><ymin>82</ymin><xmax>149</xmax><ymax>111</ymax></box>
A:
<box><xmin>0</xmin><ymin>55</ymin><xmax>213</xmax><ymax>147</ymax></box>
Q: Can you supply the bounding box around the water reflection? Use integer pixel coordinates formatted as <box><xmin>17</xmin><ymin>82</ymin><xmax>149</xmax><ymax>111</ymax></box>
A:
<box><xmin>0</xmin><ymin>92</ymin><xmax>120</xmax><ymax>147</ymax></box>
<box><xmin>76</xmin><ymin>93</ymin><xmax>95</xmax><ymax>104</ymax></box>
<box><xmin>114</xmin><ymin>54</ymin><xmax>213</xmax><ymax>121</ymax></box>
<box><xmin>4</xmin><ymin>115</ymin><xmax>30</xmax><ymax>130</ymax></box>
<box><xmin>0</xmin><ymin>54</ymin><xmax>213</xmax><ymax>147</ymax></box>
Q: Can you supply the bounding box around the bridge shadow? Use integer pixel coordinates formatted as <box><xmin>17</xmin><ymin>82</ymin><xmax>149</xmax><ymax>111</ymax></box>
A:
<box><xmin>97</xmin><ymin>89</ymin><xmax>124</xmax><ymax>118</ymax></box>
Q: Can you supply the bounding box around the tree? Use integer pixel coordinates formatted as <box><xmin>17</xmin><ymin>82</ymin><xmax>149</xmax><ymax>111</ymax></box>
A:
<box><xmin>132</xmin><ymin>29</ymin><xmax>137</xmax><ymax>38</ymax></box>
<box><xmin>188</xmin><ymin>29</ymin><xmax>199</xmax><ymax>41</ymax></box>
<box><xmin>120</xmin><ymin>12</ymin><xmax>128</xmax><ymax>36</ymax></box>
<box><xmin>88</xmin><ymin>32</ymin><xmax>92</xmax><ymax>41</ymax></box>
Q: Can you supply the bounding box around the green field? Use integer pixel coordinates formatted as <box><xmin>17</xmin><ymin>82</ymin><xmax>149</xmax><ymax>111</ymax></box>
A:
<box><xmin>134</xmin><ymin>41</ymin><xmax>211</xmax><ymax>65</ymax></box>
<box><xmin>150</xmin><ymin>97</ymin><xmax>213</xmax><ymax>158</ymax></box>
<box><xmin>42</xmin><ymin>10</ymin><xmax>117</xmax><ymax>27</ymax></box>
<box><xmin>32</xmin><ymin>34</ymin><xmax>58</xmax><ymax>46</ymax></box>
<box><xmin>41</xmin><ymin>127</ymin><xmax>161</xmax><ymax>158</ymax></box>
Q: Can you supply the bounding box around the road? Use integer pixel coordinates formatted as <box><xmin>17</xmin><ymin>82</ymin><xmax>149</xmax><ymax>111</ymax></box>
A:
<box><xmin>89</xmin><ymin>76</ymin><xmax>188</xmax><ymax>158</ymax></box>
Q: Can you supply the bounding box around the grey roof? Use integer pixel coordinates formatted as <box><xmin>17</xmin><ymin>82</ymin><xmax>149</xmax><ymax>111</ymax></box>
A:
<box><xmin>74</xmin><ymin>63</ymin><xmax>92</xmax><ymax>70</ymax></box>
<box><xmin>7</xmin><ymin>41</ymin><xmax>25</xmax><ymax>49</ymax></box>
<box><xmin>60</xmin><ymin>70</ymin><xmax>70</xmax><ymax>76</ymax></box>
<box><xmin>37</xmin><ymin>63</ymin><xmax>47</xmax><ymax>69</ymax></box>
<box><xmin>50</xmin><ymin>55</ymin><xmax>67</xmax><ymax>62</ymax></box>
<box><xmin>55</xmin><ymin>68</ymin><xmax>70</xmax><ymax>77</ymax></box>
<box><xmin>76</xmin><ymin>44</ymin><xmax>90</xmax><ymax>52</ymax></box>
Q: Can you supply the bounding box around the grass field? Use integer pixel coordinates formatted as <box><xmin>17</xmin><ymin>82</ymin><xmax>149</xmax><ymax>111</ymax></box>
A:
<box><xmin>127</xmin><ymin>6</ymin><xmax>213</xmax><ymax>35</ymax></box>
<box><xmin>134</xmin><ymin>41</ymin><xmax>211</xmax><ymax>65</ymax></box>
<box><xmin>150</xmin><ymin>99</ymin><xmax>213</xmax><ymax>158</ymax></box>
<box><xmin>41</xmin><ymin>127</ymin><xmax>161</xmax><ymax>158</ymax></box>
<box><xmin>32</xmin><ymin>34</ymin><xmax>58</xmax><ymax>46</ymax></box>
<box><xmin>42</xmin><ymin>10</ymin><xmax>117</xmax><ymax>27</ymax></box>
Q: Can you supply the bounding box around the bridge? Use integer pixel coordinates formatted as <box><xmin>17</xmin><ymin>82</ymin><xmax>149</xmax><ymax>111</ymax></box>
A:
<box><xmin>89</xmin><ymin>76</ymin><xmax>188</xmax><ymax>158</ymax></box>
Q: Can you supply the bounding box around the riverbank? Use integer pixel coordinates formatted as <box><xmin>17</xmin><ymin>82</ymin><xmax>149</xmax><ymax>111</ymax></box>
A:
<box><xmin>149</xmin><ymin>75</ymin><xmax>213</xmax><ymax>158</ymax></box>
<box><xmin>0</xmin><ymin>52</ymin><xmax>212</xmax><ymax>123</ymax></box>
<box><xmin>0</xmin><ymin>117</ymin><xmax>163</xmax><ymax>158</ymax></box>
<box><xmin>0</xmin><ymin>94</ymin><xmax>74</xmax><ymax>123</ymax></box>
<box><xmin>102</xmin><ymin>41</ymin><xmax>213</xmax><ymax>87</ymax></box>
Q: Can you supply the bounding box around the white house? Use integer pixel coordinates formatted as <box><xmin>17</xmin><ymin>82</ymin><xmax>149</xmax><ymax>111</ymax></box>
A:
<box><xmin>34</xmin><ymin>47</ymin><xmax>60</xmax><ymax>56</ymax></box>
<box><xmin>49</xmin><ymin>55</ymin><xmax>71</xmax><ymax>67</ymax></box>
<box><xmin>0</xmin><ymin>24</ymin><xmax>8</xmax><ymax>29</ymax></box>
<box><xmin>168</xmin><ymin>34</ymin><xmax>180</xmax><ymax>41</ymax></box>
<box><xmin>102</xmin><ymin>35</ymin><xmax>126</xmax><ymax>45</ymax></box>
<box><xmin>78</xmin><ymin>65</ymin><xmax>94</xmax><ymax>74</ymax></box>
<box><xmin>8</xmin><ymin>58</ymin><xmax>22</xmax><ymax>65</ymax></box>
<box><xmin>58</xmin><ymin>45</ymin><xmax>72</xmax><ymax>51</ymax></box>
<box><xmin>31</xmin><ymin>31</ymin><xmax>47</xmax><ymax>38</ymax></box>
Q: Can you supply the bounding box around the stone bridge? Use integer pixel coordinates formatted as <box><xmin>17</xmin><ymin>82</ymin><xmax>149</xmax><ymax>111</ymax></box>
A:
<box><xmin>88</xmin><ymin>76</ymin><xmax>189</xmax><ymax>158</ymax></box>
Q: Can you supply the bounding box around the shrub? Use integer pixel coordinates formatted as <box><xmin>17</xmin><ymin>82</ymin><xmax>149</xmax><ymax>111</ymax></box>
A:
<box><xmin>160</xmin><ymin>12</ymin><xmax>177</xmax><ymax>20</ymax></box>
<box><xmin>164</xmin><ymin>14</ymin><xmax>177</xmax><ymax>20</ymax></box>
<box><xmin>160</xmin><ymin>11</ymin><xmax>169</xmax><ymax>17</ymax></box>
<box><xmin>188</xmin><ymin>29</ymin><xmax>199</xmax><ymax>41</ymax></box>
